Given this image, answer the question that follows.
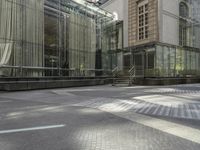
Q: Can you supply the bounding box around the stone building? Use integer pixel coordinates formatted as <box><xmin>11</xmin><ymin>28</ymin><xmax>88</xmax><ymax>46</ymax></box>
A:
<box><xmin>102</xmin><ymin>0</ymin><xmax>200</xmax><ymax>78</ymax></box>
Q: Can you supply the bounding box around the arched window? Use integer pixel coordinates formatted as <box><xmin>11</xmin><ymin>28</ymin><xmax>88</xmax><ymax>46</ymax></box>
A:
<box><xmin>180</xmin><ymin>2</ymin><xmax>189</xmax><ymax>18</ymax></box>
<box><xmin>179</xmin><ymin>2</ymin><xmax>189</xmax><ymax>46</ymax></box>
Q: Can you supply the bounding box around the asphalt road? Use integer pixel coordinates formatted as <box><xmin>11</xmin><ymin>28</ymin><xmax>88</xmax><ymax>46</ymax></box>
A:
<box><xmin>0</xmin><ymin>84</ymin><xmax>200</xmax><ymax>150</ymax></box>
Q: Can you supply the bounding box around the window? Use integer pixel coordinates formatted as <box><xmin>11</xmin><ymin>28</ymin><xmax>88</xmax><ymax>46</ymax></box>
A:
<box><xmin>147</xmin><ymin>52</ymin><xmax>155</xmax><ymax>69</ymax></box>
<box><xmin>180</xmin><ymin>2</ymin><xmax>189</xmax><ymax>18</ymax></box>
<box><xmin>138</xmin><ymin>1</ymin><xmax>149</xmax><ymax>40</ymax></box>
<box><xmin>179</xmin><ymin>2</ymin><xmax>189</xmax><ymax>46</ymax></box>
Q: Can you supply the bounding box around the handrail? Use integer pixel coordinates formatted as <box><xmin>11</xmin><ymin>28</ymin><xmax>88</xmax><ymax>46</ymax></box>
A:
<box><xmin>112</xmin><ymin>66</ymin><xmax>119</xmax><ymax>78</ymax></box>
<box><xmin>111</xmin><ymin>66</ymin><xmax>119</xmax><ymax>85</ymax></box>
<box><xmin>129</xmin><ymin>66</ymin><xmax>135</xmax><ymax>85</ymax></box>
<box><xmin>112</xmin><ymin>66</ymin><xmax>118</xmax><ymax>73</ymax></box>
<box><xmin>0</xmin><ymin>65</ymin><xmax>110</xmax><ymax>72</ymax></box>
<box><xmin>128</xmin><ymin>66</ymin><xmax>135</xmax><ymax>74</ymax></box>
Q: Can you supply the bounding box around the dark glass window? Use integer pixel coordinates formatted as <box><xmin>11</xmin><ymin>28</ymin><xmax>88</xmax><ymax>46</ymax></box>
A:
<box><xmin>147</xmin><ymin>52</ymin><xmax>154</xmax><ymax>69</ymax></box>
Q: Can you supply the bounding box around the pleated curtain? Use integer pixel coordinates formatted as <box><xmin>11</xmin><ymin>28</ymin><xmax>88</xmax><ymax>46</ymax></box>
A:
<box><xmin>0</xmin><ymin>0</ymin><xmax>44</xmax><ymax>77</ymax></box>
<box><xmin>69</xmin><ymin>13</ymin><xmax>96</xmax><ymax>76</ymax></box>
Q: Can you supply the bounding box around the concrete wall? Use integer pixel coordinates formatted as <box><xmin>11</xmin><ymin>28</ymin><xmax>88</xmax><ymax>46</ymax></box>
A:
<box><xmin>159</xmin><ymin>0</ymin><xmax>179</xmax><ymax>46</ymax></box>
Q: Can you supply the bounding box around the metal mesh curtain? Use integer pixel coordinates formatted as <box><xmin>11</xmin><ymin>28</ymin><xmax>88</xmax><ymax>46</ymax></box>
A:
<box><xmin>69</xmin><ymin>12</ymin><xmax>96</xmax><ymax>76</ymax></box>
<box><xmin>0</xmin><ymin>0</ymin><xmax>44</xmax><ymax>77</ymax></box>
<box><xmin>0</xmin><ymin>0</ymin><xmax>118</xmax><ymax>77</ymax></box>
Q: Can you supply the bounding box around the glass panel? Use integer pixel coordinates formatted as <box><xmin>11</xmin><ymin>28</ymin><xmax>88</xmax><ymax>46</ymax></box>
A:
<box><xmin>163</xmin><ymin>46</ymin><xmax>170</xmax><ymax>77</ymax></box>
<box><xmin>44</xmin><ymin>9</ymin><xmax>59</xmax><ymax>76</ymax></box>
<box><xmin>176</xmin><ymin>48</ymin><xmax>184</xmax><ymax>77</ymax></box>
<box><xmin>147</xmin><ymin>52</ymin><xmax>154</xmax><ymax>69</ymax></box>
<box><xmin>156</xmin><ymin>45</ymin><xmax>163</xmax><ymax>77</ymax></box>
<box><xmin>145</xmin><ymin>50</ymin><xmax>155</xmax><ymax>77</ymax></box>
<box><xmin>134</xmin><ymin>53</ymin><xmax>144</xmax><ymax>76</ymax></box>
<box><xmin>191</xmin><ymin>51</ymin><xmax>196</xmax><ymax>74</ymax></box>
<box><xmin>155</xmin><ymin>44</ymin><xmax>200</xmax><ymax>77</ymax></box>
<box><xmin>169</xmin><ymin>48</ymin><xmax>176</xmax><ymax>77</ymax></box>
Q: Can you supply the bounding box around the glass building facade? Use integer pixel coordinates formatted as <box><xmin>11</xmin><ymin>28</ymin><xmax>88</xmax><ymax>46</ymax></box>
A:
<box><xmin>129</xmin><ymin>44</ymin><xmax>200</xmax><ymax>78</ymax></box>
<box><xmin>0</xmin><ymin>0</ymin><xmax>122</xmax><ymax>77</ymax></box>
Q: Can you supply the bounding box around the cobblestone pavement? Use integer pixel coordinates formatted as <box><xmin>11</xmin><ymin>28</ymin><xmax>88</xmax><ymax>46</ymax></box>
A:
<box><xmin>0</xmin><ymin>84</ymin><xmax>200</xmax><ymax>150</ymax></box>
<box><xmin>75</xmin><ymin>96</ymin><xmax>200</xmax><ymax>120</ymax></box>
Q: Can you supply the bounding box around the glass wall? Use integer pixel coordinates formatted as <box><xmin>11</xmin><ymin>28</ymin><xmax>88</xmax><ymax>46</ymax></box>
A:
<box><xmin>130</xmin><ymin>43</ymin><xmax>200</xmax><ymax>78</ymax></box>
<box><xmin>145</xmin><ymin>48</ymin><xmax>155</xmax><ymax>77</ymax></box>
<box><xmin>155</xmin><ymin>44</ymin><xmax>200</xmax><ymax>77</ymax></box>
<box><xmin>0</xmin><ymin>0</ymin><xmax>121</xmax><ymax>77</ymax></box>
<box><xmin>101</xmin><ymin>21</ymin><xmax>123</xmax><ymax>72</ymax></box>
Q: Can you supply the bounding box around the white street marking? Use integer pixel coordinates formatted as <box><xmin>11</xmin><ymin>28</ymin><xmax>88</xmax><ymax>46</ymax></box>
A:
<box><xmin>0</xmin><ymin>101</ymin><xmax>12</xmax><ymax>103</ymax></box>
<box><xmin>0</xmin><ymin>124</ymin><xmax>65</xmax><ymax>134</ymax></box>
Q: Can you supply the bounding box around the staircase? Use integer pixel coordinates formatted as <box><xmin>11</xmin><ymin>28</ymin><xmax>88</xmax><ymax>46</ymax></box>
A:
<box><xmin>112</xmin><ymin>66</ymin><xmax>135</xmax><ymax>86</ymax></box>
<box><xmin>112</xmin><ymin>76</ymin><xmax>130</xmax><ymax>86</ymax></box>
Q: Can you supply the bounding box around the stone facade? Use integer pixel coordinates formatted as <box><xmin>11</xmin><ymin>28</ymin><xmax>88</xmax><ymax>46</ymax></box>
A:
<box><xmin>128</xmin><ymin>0</ymin><xmax>159</xmax><ymax>47</ymax></box>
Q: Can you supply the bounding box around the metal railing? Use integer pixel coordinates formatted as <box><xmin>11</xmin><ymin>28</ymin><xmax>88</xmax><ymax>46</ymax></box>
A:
<box><xmin>112</xmin><ymin>66</ymin><xmax>119</xmax><ymax>77</ymax></box>
<box><xmin>0</xmin><ymin>65</ymin><xmax>113</xmax><ymax>77</ymax></box>
<box><xmin>111</xmin><ymin>66</ymin><xmax>119</xmax><ymax>85</ymax></box>
<box><xmin>128</xmin><ymin>66</ymin><xmax>135</xmax><ymax>85</ymax></box>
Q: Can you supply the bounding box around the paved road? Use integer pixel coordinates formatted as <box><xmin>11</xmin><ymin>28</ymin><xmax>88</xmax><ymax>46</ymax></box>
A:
<box><xmin>0</xmin><ymin>84</ymin><xmax>200</xmax><ymax>150</ymax></box>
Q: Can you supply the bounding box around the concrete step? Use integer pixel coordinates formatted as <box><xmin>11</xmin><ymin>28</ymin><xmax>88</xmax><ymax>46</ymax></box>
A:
<box><xmin>112</xmin><ymin>77</ymin><xmax>131</xmax><ymax>86</ymax></box>
<box><xmin>112</xmin><ymin>83</ymin><xmax>130</xmax><ymax>87</ymax></box>
<box><xmin>0</xmin><ymin>78</ymin><xmax>112</xmax><ymax>91</ymax></box>
<box><xmin>114</xmin><ymin>80</ymin><xmax>129</xmax><ymax>83</ymax></box>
